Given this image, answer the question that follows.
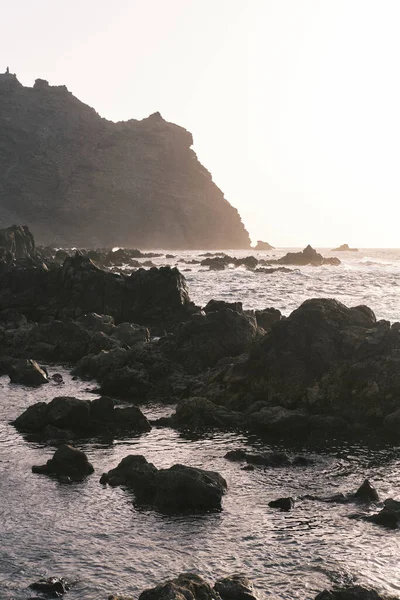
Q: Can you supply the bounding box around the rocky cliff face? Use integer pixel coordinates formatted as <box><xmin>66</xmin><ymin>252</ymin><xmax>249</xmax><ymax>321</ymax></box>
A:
<box><xmin>0</xmin><ymin>72</ymin><xmax>250</xmax><ymax>249</ymax></box>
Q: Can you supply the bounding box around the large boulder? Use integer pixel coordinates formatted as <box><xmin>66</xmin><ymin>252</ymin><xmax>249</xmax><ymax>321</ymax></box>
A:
<box><xmin>100</xmin><ymin>455</ymin><xmax>227</xmax><ymax>512</ymax></box>
<box><xmin>161</xmin><ymin>301</ymin><xmax>261</xmax><ymax>373</ymax></box>
<box><xmin>32</xmin><ymin>444</ymin><xmax>94</xmax><ymax>479</ymax></box>
<box><xmin>13</xmin><ymin>395</ymin><xmax>151</xmax><ymax>436</ymax></box>
<box><xmin>214</xmin><ymin>574</ymin><xmax>258</xmax><ymax>600</ymax></box>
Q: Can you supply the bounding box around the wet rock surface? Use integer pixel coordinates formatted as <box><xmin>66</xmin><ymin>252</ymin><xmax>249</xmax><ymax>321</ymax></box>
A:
<box><xmin>32</xmin><ymin>444</ymin><xmax>94</xmax><ymax>479</ymax></box>
<box><xmin>100</xmin><ymin>455</ymin><xmax>227</xmax><ymax>512</ymax></box>
<box><xmin>13</xmin><ymin>395</ymin><xmax>151</xmax><ymax>437</ymax></box>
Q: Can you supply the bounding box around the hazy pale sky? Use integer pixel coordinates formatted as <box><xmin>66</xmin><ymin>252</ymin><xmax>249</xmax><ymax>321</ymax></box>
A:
<box><xmin>2</xmin><ymin>0</ymin><xmax>400</xmax><ymax>247</ymax></box>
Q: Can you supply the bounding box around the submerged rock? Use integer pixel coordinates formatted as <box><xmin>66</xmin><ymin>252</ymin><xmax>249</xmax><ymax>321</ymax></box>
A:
<box><xmin>100</xmin><ymin>455</ymin><xmax>227</xmax><ymax>512</ymax></box>
<box><xmin>268</xmin><ymin>497</ymin><xmax>295</xmax><ymax>511</ymax></box>
<box><xmin>29</xmin><ymin>576</ymin><xmax>70</xmax><ymax>595</ymax></box>
<box><xmin>32</xmin><ymin>444</ymin><xmax>94</xmax><ymax>479</ymax></box>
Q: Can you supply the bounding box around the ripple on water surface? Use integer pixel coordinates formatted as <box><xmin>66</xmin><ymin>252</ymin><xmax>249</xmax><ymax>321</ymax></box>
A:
<box><xmin>1</xmin><ymin>368</ymin><xmax>400</xmax><ymax>598</ymax></box>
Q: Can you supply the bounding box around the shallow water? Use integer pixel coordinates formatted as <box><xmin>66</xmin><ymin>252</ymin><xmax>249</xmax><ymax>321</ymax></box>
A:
<box><xmin>1</xmin><ymin>368</ymin><xmax>400</xmax><ymax>599</ymax></box>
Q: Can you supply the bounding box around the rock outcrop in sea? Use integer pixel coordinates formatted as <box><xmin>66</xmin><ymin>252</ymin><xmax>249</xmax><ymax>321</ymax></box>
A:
<box><xmin>0</xmin><ymin>70</ymin><xmax>250</xmax><ymax>249</ymax></box>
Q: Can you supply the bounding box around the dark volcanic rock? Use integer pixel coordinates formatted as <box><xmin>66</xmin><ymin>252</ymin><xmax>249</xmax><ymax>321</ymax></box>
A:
<box><xmin>354</xmin><ymin>479</ymin><xmax>379</xmax><ymax>502</ymax></box>
<box><xmin>171</xmin><ymin>397</ymin><xmax>244</xmax><ymax>428</ymax></box>
<box><xmin>0</xmin><ymin>251</ymin><xmax>194</xmax><ymax>326</ymax></box>
<box><xmin>268</xmin><ymin>497</ymin><xmax>295</xmax><ymax>511</ymax></box>
<box><xmin>214</xmin><ymin>574</ymin><xmax>259</xmax><ymax>600</ymax></box>
<box><xmin>29</xmin><ymin>576</ymin><xmax>70</xmax><ymax>596</ymax></box>
<box><xmin>160</xmin><ymin>301</ymin><xmax>260</xmax><ymax>373</ymax></box>
<box><xmin>138</xmin><ymin>573</ymin><xmax>219</xmax><ymax>600</ymax></box>
<box><xmin>0</xmin><ymin>73</ymin><xmax>250</xmax><ymax>249</ymax></box>
<box><xmin>8</xmin><ymin>358</ymin><xmax>49</xmax><ymax>386</ymax></box>
<box><xmin>100</xmin><ymin>455</ymin><xmax>227</xmax><ymax>512</ymax></box>
<box><xmin>0</xmin><ymin>225</ymin><xmax>35</xmax><ymax>258</ymax></box>
<box><xmin>13</xmin><ymin>395</ymin><xmax>151</xmax><ymax>436</ymax></box>
<box><xmin>32</xmin><ymin>444</ymin><xmax>94</xmax><ymax>479</ymax></box>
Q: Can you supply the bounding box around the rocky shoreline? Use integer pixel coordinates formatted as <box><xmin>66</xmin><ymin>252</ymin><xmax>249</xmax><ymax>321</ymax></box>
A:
<box><xmin>1</xmin><ymin>226</ymin><xmax>400</xmax><ymax>599</ymax></box>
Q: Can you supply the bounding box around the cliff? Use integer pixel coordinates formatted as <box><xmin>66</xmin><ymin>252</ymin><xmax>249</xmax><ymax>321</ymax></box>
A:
<box><xmin>0</xmin><ymin>72</ymin><xmax>250</xmax><ymax>249</ymax></box>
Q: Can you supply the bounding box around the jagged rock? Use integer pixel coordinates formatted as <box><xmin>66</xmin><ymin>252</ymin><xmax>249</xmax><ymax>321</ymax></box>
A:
<box><xmin>0</xmin><ymin>225</ymin><xmax>35</xmax><ymax>258</ymax></box>
<box><xmin>314</xmin><ymin>587</ymin><xmax>386</xmax><ymax>599</ymax></box>
<box><xmin>354</xmin><ymin>479</ymin><xmax>379</xmax><ymax>502</ymax></box>
<box><xmin>268</xmin><ymin>497</ymin><xmax>295</xmax><ymax>511</ymax></box>
<box><xmin>100</xmin><ymin>455</ymin><xmax>227</xmax><ymax>512</ymax></box>
<box><xmin>32</xmin><ymin>444</ymin><xmax>94</xmax><ymax>479</ymax></box>
<box><xmin>0</xmin><ymin>76</ymin><xmax>250</xmax><ymax>249</ymax></box>
<box><xmin>214</xmin><ymin>574</ymin><xmax>258</xmax><ymax>600</ymax></box>
<box><xmin>29</xmin><ymin>576</ymin><xmax>70</xmax><ymax>595</ymax></box>
<box><xmin>254</xmin><ymin>240</ymin><xmax>274</xmax><ymax>251</ymax></box>
<box><xmin>0</xmin><ymin>251</ymin><xmax>194</xmax><ymax>327</ymax></box>
<box><xmin>8</xmin><ymin>358</ymin><xmax>49</xmax><ymax>386</ymax></box>
<box><xmin>13</xmin><ymin>395</ymin><xmax>151</xmax><ymax>436</ymax></box>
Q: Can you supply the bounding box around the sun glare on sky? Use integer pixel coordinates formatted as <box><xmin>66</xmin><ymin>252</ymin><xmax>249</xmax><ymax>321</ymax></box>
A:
<box><xmin>2</xmin><ymin>0</ymin><xmax>400</xmax><ymax>247</ymax></box>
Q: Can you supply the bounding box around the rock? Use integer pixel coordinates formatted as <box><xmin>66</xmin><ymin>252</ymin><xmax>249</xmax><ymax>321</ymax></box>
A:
<box><xmin>32</xmin><ymin>444</ymin><xmax>94</xmax><ymax>479</ymax></box>
<box><xmin>314</xmin><ymin>586</ymin><xmax>386</xmax><ymax>599</ymax></box>
<box><xmin>139</xmin><ymin>573</ymin><xmax>219</xmax><ymax>600</ymax></box>
<box><xmin>268</xmin><ymin>497</ymin><xmax>295</xmax><ymax>511</ymax></box>
<box><xmin>0</xmin><ymin>252</ymin><xmax>194</xmax><ymax>327</ymax></box>
<box><xmin>0</xmin><ymin>225</ymin><xmax>35</xmax><ymax>258</ymax></box>
<box><xmin>29</xmin><ymin>576</ymin><xmax>70</xmax><ymax>595</ymax></box>
<box><xmin>171</xmin><ymin>397</ymin><xmax>243</xmax><ymax>429</ymax></box>
<box><xmin>8</xmin><ymin>359</ymin><xmax>49</xmax><ymax>386</ymax></box>
<box><xmin>277</xmin><ymin>245</ymin><xmax>340</xmax><ymax>266</ymax></box>
<box><xmin>0</xmin><ymin>77</ymin><xmax>251</xmax><ymax>249</ymax></box>
<box><xmin>101</xmin><ymin>455</ymin><xmax>227</xmax><ymax>512</ymax></box>
<box><xmin>354</xmin><ymin>479</ymin><xmax>379</xmax><ymax>502</ymax></box>
<box><xmin>365</xmin><ymin>498</ymin><xmax>400</xmax><ymax>529</ymax></box>
<box><xmin>254</xmin><ymin>307</ymin><xmax>282</xmax><ymax>331</ymax></box>
<box><xmin>214</xmin><ymin>574</ymin><xmax>258</xmax><ymax>600</ymax></box>
<box><xmin>254</xmin><ymin>240</ymin><xmax>274</xmax><ymax>250</ymax></box>
<box><xmin>161</xmin><ymin>303</ymin><xmax>260</xmax><ymax>373</ymax></box>
<box><xmin>332</xmin><ymin>244</ymin><xmax>359</xmax><ymax>252</ymax></box>
<box><xmin>13</xmin><ymin>395</ymin><xmax>151</xmax><ymax>436</ymax></box>
<box><xmin>224</xmin><ymin>449</ymin><xmax>247</xmax><ymax>462</ymax></box>
<box><xmin>247</xmin><ymin>406</ymin><xmax>310</xmax><ymax>435</ymax></box>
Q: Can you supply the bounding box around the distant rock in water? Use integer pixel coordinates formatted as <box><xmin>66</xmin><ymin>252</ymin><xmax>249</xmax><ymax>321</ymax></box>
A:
<box><xmin>332</xmin><ymin>244</ymin><xmax>359</xmax><ymax>252</ymax></box>
<box><xmin>278</xmin><ymin>245</ymin><xmax>341</xmax><ymax>266</ymax></box>
<box><xmin>0</xmin><ymin>71</ymin><xmax>250</xmax><ymax>249</ymax></box>
<box><xmin>254</xmin><ymin>240</ymin><xmax>274</xmax><ymax>250</ymax></box>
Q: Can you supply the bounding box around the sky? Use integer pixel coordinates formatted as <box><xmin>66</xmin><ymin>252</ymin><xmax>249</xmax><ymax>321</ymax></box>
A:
<box><xmin>1</xmin><ymin>0</ymin><xmax>400</xmax><ymax>247</ymax></box>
